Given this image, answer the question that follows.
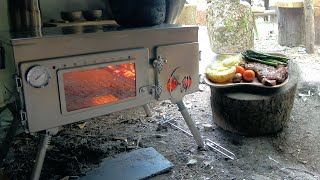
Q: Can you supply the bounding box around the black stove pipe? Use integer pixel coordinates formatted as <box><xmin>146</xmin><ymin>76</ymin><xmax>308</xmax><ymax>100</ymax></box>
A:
<box><xmin>8</xmin><ymin>0</ymin><xmax>42</xmax><ymax>31</ymax></box>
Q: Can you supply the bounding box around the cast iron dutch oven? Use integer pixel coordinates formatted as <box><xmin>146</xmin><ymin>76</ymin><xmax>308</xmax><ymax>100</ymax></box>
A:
<box><xmin>109</xmin><ymin>0</ymin><xmax>166</xmax><ymax>27</ymax></box>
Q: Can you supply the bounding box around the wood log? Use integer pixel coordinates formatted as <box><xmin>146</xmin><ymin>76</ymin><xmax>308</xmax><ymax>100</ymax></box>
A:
<box><xmin>315</xmin><ymin>7</ymin><xmax>320</xmax><ymax>45</ymax></box>
<box><xmin>210</xmin><ymin>60</ymin><xmax>299</xmax><ymax>136</ymax></box>
<box><xmin>304</xmin><ymin>0</ymin><xmax>315</xmax><ymax>53</ymax></box>
<box><xmin>278</xmin><ymin>7</ymin><xmax>305</xmax><ymax>47</ymax></box>
<box><xmin>175</xmin><ymin>4</ymin><xmax>197</xmax><ymax>25</ymax></box>
<box><xmin>273</xmin><ymin>0</ymin><xmax>303</xmax><ymax>8</ymax></box>
<box><xmin>264</xmin><ymin>0</ymin><xmax>270</xmax><ymax>21</ymax></box>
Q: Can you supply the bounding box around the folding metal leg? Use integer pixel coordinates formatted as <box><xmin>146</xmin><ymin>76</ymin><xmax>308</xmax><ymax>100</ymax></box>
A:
<box><xmin>31</xmin><ymin>128</ymin><xmax>59</xmax><ymax>180</ymax></box>
<box><xmin>143</xmin><ymin>104</ymin><xmax>152</xmax><ymax>117</ymax></box>
<box><xmin>175</xmin><ymin>101</ymin><xmax>204</xmax><ymax>148</ymax></box>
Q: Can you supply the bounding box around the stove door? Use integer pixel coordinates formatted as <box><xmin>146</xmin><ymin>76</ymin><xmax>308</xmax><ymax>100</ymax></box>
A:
<box><xmin>155</xmin><ymin>43</ymin><xmax>199</xmax><ymax>101</ymax></box>
<box><xmin>19</xmin><ymin>48</ymin><xmax>152</xmax><ymax>133</ymax></box>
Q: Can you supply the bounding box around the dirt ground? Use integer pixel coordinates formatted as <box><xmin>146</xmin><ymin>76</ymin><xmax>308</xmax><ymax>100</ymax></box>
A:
<box><xmin>1</xmin><ymin>21</ymin><xmax>320</xmax><ymax>180</ymax></box>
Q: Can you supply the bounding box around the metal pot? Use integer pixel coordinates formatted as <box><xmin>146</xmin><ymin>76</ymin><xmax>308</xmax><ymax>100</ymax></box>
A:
<box><xmin>164</xmin><ymin>0</ymin><xmax>186</xmax><ymax>23</ymax></box>
<box><xmin>107</xmin><ymin>0</ymin><xmax>186</xmax><ymax>27</ymax></box>
<box><xmin>109</xmin><ymin>0</ymin><xmax>166</xmax><ymax>27</ymax></box>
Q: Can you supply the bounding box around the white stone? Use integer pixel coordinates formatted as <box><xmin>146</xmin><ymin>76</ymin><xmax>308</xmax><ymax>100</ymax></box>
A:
<box><xmin>203</xmin><ymin>124</ymin><xmax>213</xmax><ymax>131</ymax></box>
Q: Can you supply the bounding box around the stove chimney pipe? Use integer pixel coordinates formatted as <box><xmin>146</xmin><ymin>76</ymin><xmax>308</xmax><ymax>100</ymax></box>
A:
<box><xmin>8</xmin><ymin>0</ymin><xmax>42</xmax><ymax>31</ymax></box>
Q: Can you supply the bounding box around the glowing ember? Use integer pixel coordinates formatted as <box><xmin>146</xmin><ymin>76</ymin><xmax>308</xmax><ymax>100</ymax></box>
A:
<box><xmin>63</xmin><ymin>63</ymin><xmax>136</xmax><ymax>112</ymax></box>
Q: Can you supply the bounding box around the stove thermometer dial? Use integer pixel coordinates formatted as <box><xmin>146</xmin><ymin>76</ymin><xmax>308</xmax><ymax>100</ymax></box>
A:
<box><xmin>26</xmin><ymin>66</ymin><xmax>51</xmax><ymax>88</ymax></box>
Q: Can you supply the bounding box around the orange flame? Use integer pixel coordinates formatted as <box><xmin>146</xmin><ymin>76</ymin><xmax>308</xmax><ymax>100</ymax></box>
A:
<box><xmin>64</xmin><ymin>62</ymin><xmax>136</xmax><ymax>112</ymax></box>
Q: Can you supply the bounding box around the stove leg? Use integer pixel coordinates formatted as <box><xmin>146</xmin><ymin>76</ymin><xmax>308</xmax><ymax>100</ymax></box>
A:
<box><xmin>176</xmin><ymin>101</ymin><xmax>205</xmax><ymax>148</ymax></box>
<box><xmin>31</xmin><ymin>128</ymin><xmax>58</xmax><ymax>180</ymax></box>
<box><xmin>143</xmin><ymin>104</ymin><xmax>152</xmax><ymax>117</ymax></box>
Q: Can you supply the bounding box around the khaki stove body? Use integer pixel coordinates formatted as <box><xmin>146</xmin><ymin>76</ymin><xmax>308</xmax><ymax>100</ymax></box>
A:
<box><xmin>0</xmin><ymin>24</ymin><xmax>199</xmax><ymax>133</ymax></box>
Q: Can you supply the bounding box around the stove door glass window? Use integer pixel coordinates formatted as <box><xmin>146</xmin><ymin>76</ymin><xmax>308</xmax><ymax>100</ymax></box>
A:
<box><xmin>63</xmin><ymin>63</ymin><xmax>136</xmax><ymax>112</ymax></box>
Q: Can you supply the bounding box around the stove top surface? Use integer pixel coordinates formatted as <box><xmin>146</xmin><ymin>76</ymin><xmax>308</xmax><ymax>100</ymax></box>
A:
<box><xmin>0</xmin><ymin>24</ymin><xmax>196</xmax><ymax>43</ymax></box>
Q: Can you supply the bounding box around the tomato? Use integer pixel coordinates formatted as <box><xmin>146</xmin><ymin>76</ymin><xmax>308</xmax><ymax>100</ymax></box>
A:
<box><xmin>236</xmin><ymin>65</ymin><xmax>246</xmax><ymax>75</ymax></box>
<box><xmin>243</xmin><ymin>70</ymin><xmax>255</xmax><ymax>82</ymax></box>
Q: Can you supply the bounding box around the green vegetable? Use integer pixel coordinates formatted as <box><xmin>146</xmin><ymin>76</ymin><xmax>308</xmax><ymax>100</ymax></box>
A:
<box><xmin>242</xmin><ymin>50</ymin><xmax>289</xmax><ymax>67</ymax></box>
<box><xmin>244</xmin><ymin>50</ymin><xmax>289</xmax><ymax>62</ymax></box>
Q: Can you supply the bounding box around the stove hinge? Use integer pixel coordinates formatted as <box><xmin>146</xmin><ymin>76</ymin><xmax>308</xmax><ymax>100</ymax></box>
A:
<box><xmin>15</xmin><ymin>75</ymin><xmax>25</xmax><ymax>106</ymax></box>
<box><xmin>14</xmin><ymin>75</ymin><xmax>28</xmax><ymax>132</ymax></box>
<box><xmin>153</xmin><ymin>56</ymin><xmax>167</xmax><ymax>99</ymax></box>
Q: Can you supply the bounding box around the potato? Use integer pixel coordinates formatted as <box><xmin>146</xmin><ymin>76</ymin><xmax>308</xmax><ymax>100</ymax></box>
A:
<box><xmin>205</xmin><ymin>61</ymin><xmax>236</xmax><ymax>83</ymax></box>
<box><xmin>221</xmin><ymin>54</ymin><xmax>242</xmax><ymax>68</ymax></box>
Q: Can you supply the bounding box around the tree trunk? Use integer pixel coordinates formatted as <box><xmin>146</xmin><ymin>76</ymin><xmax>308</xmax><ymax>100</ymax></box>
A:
<box><xmin>264</xmin><ymin>0</ymin><xmax>270</xmax><ymax>21</ymax></box>
<box><xmin>315</xmin><ymin>7</ymin><xmax>320</xmax><ymax>45</ymax></box>
<box><xmin>210</xmin><ymin>60</ymin><xmax>299</xmax><ymax>136</ymax></box>
<box><xmin>278</xmin><ymin>7</ymin><xmax>305</xmax><ymax>47</ymax></box>
<box><xmin>304</xmin><ymin>0</ymin><xmax>315</xmax><ymax>53</ymax></box>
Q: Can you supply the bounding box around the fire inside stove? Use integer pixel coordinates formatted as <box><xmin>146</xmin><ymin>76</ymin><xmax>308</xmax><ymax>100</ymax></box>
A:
<box><xmin>63</xmin><ymin>63</ymin><xmax>136</xmax><ymax>112</ymax></box>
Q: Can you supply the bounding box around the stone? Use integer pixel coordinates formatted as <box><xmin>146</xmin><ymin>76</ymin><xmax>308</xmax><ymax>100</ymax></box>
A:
<box><xmin>81</xmin><ymin>147</ymin><xmax>174</xmax><ymax>180</ymax></box>
<box><xmin>202</xmin><ymin>124</ymin><xmax>213</xmax><ymax>131</ymax></box>
<box><xmin>207</xmin><ymin>0</ymin><xmax>254</xmax><ymax>53</ymax></box>
<box><xmin>187</xmin><ymin>159</ymin><xmax>198</xmax><ymax>166</ymax></box>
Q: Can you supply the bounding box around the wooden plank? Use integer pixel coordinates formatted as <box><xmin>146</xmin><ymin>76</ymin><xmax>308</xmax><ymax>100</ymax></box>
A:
<box><xmin>44</xmin><ymin>20</ymin><xmax>117</xmax><ymax>27</ymax></box>
<box><xmin>273</xmin><ymin>0</ymin><xmax>320</xmax><ymax>8</ymax></box>
<box><xmin>252</xmin><ymin>6</ymin><xmax>265</xmax><ymax>13</ymax></box>
<box><xmin>253</xmin><ymin>10</ymin><xmax>277</xmax><ymax>16</ymax></box>
<box><xmin>278</xmin><ymin>7</ymin><xmax>305</xmax><ymax>46</ymax></box>
<box><xmin>304</xmin><ymin>0</ymin><xmax>315</xmax><ymax>53</ymax></box>
<box><xmin>273</xmin><ymin>0</ymin><xmax>304</xmax><ymax>8</ymax></box>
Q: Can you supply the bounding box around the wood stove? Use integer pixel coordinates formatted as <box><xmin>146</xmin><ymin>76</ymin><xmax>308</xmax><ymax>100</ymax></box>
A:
<box><xmin>0</xmin><ymin>24</ymin><xmax>204</xmax><ymax>179</ymax></box>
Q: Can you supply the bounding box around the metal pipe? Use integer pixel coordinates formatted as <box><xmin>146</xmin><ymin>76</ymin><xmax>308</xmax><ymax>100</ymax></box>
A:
<box><xmin>28</xmin><ymin>0</ymin><xmax>42</xmax><ymax>30</ymax></box>
<box><xmin>176</xmin><ymin>101</ymin><xmax>204</xmax><ymax>148</ymax></box>
<box><xmin>30</xmin><ymin>133</ymin><xmax>51</xmax><ymax>180</ymax></box>
<box><xmin>143</xmin><ymin>104</ymin><xmax>152</xmax><ymax>117</ymax></box>
<box><xmin>167</xmin><ymin>122</ymin><xmax>193</xmax><ymax>137</ymax></box>
<box><xmin>205</xmin><ymin>139</ymin><xmax>236</xmax><ymax>160</ymax></box>
<box><xmin>8</xmin><ymin>0</ymin><xmax>41</xmax><ymax>31</ymax></box>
